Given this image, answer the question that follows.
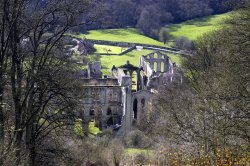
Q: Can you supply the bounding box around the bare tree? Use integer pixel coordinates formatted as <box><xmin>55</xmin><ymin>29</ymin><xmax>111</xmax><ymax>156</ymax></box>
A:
<box><xmin>148</xmin><ymin>7</ymin><xmax>250</xmax><ymax>154</ymax></box>
<box><xmin>159</xmin><ymin>29</ymin><xmax>171</xmax><ymax>45</ymax></box>
<box><xmin>0</xmin><ymin>0</ymin><xmax>100</xmax><ymax>165</ymax></box>
<box><xmin>174</xmin><ymin>36</ymin><xmax>195</xmax><ymax>51</ymax></box>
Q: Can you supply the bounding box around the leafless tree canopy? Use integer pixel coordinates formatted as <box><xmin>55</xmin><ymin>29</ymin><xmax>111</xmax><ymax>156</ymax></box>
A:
<box><xmin>0</xmin><ymin>0</ymin><xmax>99</xmax><ymax>165</ymax></box>
<box><xmin>147</xmin><ymin>7</ymin><xmax>250</xmax><ymax>153</ymax></box>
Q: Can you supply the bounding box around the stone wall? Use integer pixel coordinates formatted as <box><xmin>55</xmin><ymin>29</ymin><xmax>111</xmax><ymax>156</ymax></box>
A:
<box><xmin>78</xmin><ymin>49</ymin><xmax>183</xmax><ymax>136</ymax></box>
<box><xmin>87</xmin><ymin>61</ymin><xmax>102</xmax><ymax>78</ymax></box>
<box><xmin>81</xmin><ymin>78</ymin><xmax>119</xmax><ymax>86</ymax></box>
<box><xmin>141</xmin><ymin>51</ymin><xmax>171</xmax><ymax>74</ymax></box>
<box><xmin>140</xmin><ymin>56</ymin><xmax>154</xmax><ymax>78</ymax></box>
<box><xmin>88</xmin><ymin>39</ymin><xmax>181</xmax><ymax>52</ymax></box>
<box><xmin>131</xmin><ymin>90</ymin><xmax>152</xmax><ymax>125</ymax></box>
<box><xmin>88</xmin><ymin>39</ymin><xmax>191</xmax><ymax>56</ymax></box>
<box><xmin>81</xmin><ymin>85</ymin><xmax>123</xmax><ymax>129</ymax></box>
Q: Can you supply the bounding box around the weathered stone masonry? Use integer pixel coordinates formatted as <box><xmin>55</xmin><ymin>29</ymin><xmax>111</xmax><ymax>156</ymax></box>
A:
<box><xmin>80</xmin><ymin>51</ymin><xmax>182</xmax><ymax>136</ymax></box>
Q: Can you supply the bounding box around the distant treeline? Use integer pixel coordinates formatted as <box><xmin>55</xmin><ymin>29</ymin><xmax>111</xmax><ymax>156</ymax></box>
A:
<box><xmin>78</xmin><ymin>0</ymin><xmax>248</xmax><ymax>38</ymax></box>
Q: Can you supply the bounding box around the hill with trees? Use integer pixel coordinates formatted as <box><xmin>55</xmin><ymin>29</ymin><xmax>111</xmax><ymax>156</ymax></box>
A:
<box><xmin>82</xmin><ymin>0</ymin><xmax>244</xmax><ymax>38</ymax></box>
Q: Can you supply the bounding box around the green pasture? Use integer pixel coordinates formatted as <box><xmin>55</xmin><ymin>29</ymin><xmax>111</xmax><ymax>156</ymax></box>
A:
<box><xmin>100</xmin><ymin>49</ymin><xmax>152</xmax><ymax>75</ymax></box>
<box><xmin>100</xmin><ymin>49</ymin><xmax>182</xmax><ymax>75</ymax></box>
<box><xmin>94</xmin><ymin>44</ymin><xmax>127</xmax><ymax>54</ymax></box>
<box><xmin>78</xmin><ymin>28</ymin><xmax>164</xmax><ymax>46</ymax></box>
<box><xmin>165</xmin><ymin>12</ymin><xmax>232</xmax><ymax>40</ymax></box>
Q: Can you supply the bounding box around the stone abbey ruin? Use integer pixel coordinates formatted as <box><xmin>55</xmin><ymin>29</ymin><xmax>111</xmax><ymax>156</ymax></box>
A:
<box><xmin>80</xmin><ymin>51</ymin><xmax>182</xmax><ymax>136</ymax></box>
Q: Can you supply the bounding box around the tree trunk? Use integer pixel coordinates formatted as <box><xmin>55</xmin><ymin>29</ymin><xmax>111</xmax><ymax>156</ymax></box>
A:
<box><xmin>0</xmin><ymin>86</ymin><xmax>4</xmax><ymax>166</ymax></box>
<box><xmin>10</xmin><ymin>1</ymin><xmax>24</xmax><ymax>163</ymax></box>
<box><xmin>0</xmin><ymin>86</ymin><xmax>4</xmax><ymax>142</ymax></box>
<box><xmin>27</xmin><ymin>124</ymin><xmax>36</xmax><ymax>166</ymax></box>
<box><xmin>26</xmin><ymin>90</ymin><xmax>37</xmax><ymax>166</ymax></box>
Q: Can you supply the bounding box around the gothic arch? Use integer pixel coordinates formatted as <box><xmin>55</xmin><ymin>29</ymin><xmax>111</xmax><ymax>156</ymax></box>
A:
<box><xmin>154</xmin><ymin>62</ymin><xmax>157</xmax><ymax>71</ymax></box>
<box><xmin>89</xmin><ymin>109</ymin><xmax>95</xmax><ymax>116</ymax></box>
<box><xmin>107</xmin><ymin>107</ymin><xmax>112</xmax><ymax>115</ymax></box>
<box><xmin>107</xmin><ymin>117</ymin><xmax>114</xmax><ymax>127</ymax></box>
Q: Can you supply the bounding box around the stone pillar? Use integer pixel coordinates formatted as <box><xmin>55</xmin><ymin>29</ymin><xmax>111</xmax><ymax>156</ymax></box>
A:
<box><xmin>137</xmin><ymin>99</ymin><xmax>142</xmax><ymax>124</ymax></box>
<box><xmin>144</xmin><ymin>62</ymin><xmax>147</xmax><ymax>74</ymax></box>
<box><xmin>124</xmin><ymin>86</ymin><xmax>132</xmax><ymax>135</ymax></box>
<box><xmin>164</xmin><ymin>57</ymin><xmax>170</xmax><ymax>72</ymax></box>
<box><xmin>124</xmin><ymin>70</ymin><xmax>128</xmax><ymax>75</ymax></box>
<box><xmin>157</xmin><ymin>52</ymin><xmax>162</xmax><ymax>59</ymax></box>
<box><xmin>129</xmin><ymin>70</ymin><xmax>133</xmax><ymax>77</ymax></box>
<box><xmin>136</xmin><ymin>70</ymin><xmax>141</xmax><ymax>91</ymax></box>
<box><xmin>150</xmin><ymin>62</ymin><xmax>154</xmax><ymax>70</ymax></box>
<box><xmin>157</xmin><ymin>61</ymin><xmax>161</xmax><ymax>72</ymax></box>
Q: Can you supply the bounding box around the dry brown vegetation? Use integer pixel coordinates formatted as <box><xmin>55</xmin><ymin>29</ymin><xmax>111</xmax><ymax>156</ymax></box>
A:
<box><xmin>126</xmin><ymin>146</ymin><xmax>250</xmax><ymax>166</ymax></box>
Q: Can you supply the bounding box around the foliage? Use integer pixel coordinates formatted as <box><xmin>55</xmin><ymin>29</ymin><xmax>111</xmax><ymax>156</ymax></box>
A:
<box><xmin>108</xmin><ymin>0</ymin><xmax>136</xmax><ymax>28</ymax></box>
<box><xmin>149</xmin><ymin>6</ymin><xmax>250</xmax><ymax>154</ymax></box>
<box><xmin>88</xmin><ymin>121</ymin><xmax>101</xmax><ymax>135</ymax></box>
<box><xmin>125</xmin><ymin>148</ymin><xmax>153</xmax><ymax>157</ymax></box>
<box><xmin>74</xmin><ymin>119</ymin><xmax>84</xmax><ymax>137</ymax></box>
<box><xmin>174</xmin><ymin>37</ymin><xmax>195</xmax><ymax>51</ymax></box>
<box><xmin>127</xmin><ymin>146</ymin><xmax>250</xmax><ymax>165</ymax></box>
<box><xmin>89</xmin><ymin>0</ymin><xmax>239</xmax><ymax>35</ymax></box>
<box><xmin>125</xmin><ymin>130</ymin><xmax>152</xmax><ymax>149</ymax></box>
<box><xmin>0</xmin><ymin>0</ymin><xmax>98</xmax><ymax>165</ymax></box>
<box><xmin>136</xmin><ymin>6</ymin><xmax>161</xmax><ymax>38</ymax></box>
<box><xmin>109</xmin><ymin>139</ymin><xmax>124</xmax><ymax>166</ymax></box>
<box><xmin>159</xmin><ymin>29</ymin><xmax>171</xmax><ymax>44</ymax></box>
<box><xmin>133</xmin><ymin>153</ymin><xmax>147</xmax><ymax>165</ymax></box>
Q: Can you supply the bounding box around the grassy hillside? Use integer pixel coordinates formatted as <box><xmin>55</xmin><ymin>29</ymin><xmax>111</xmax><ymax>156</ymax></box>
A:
<box><xmin>165</xmin><ymin>12</ymin><xmax>231</xmax><ymax>40</ymax></box>
<box><xmin>79</xmin><ymin>28</ymin><xmax>164</xmax><ymax>46</ymax></box>
<box><xmin>81</xmin><ymin>13</ymin><xmax>231</xmax><ymax>79</ymax></box>
<box><xmin>78</xmin><ymin>12</ymin><xmax>231</xmax><ymax>48</ymax></box>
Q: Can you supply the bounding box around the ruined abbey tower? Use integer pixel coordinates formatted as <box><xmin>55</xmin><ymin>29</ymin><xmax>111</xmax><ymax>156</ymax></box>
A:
<box><xmin>80</xmin><ymin>51</ymin><xmax>182</xmax><ymax>136</ymax></box>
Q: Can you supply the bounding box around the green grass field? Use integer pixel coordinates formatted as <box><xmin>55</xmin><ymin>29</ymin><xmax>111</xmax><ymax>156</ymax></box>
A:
<box><xmin>78</xmin><ymin>12</ymin><xmax>231</xmax><ymax>48</ymax></box>
<box><xmin>79</xmin><ymin>28</ymin><xmax>164</xmax><ymax>46</ymax></box>
<box><xmin>100</xmin><ymin>49</ymin><xmax>153</xmax><ymax>75</ymax></box>
<box><xmin>79</xmin><ymin>13</ymin><xmax>231</xmax><ymax>82</ymax></box>
<box><xmin>94</xmin><ymin>44</ymin><xmax>127</xmax><ymax>54</ymax></box>
<box><xmin>100</xmin><ymin>49</ymin><xmax>182</xmax><ymax>75</ymax></box>
<box><xmin>165</xmin><ymin>12</ymin><xmax>232</xmax><ymax>40</ymax></box>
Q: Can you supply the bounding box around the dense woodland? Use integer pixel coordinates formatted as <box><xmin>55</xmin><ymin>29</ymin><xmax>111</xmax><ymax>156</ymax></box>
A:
<box><xmin>84</xmin><ymin>0</ymin><xmax>246</xmax><ymax>38</ymax></box>
<box><xmin>0</xmin><ymin>0</ymin><xmax>249</xmax><ymax>165</ymax></box>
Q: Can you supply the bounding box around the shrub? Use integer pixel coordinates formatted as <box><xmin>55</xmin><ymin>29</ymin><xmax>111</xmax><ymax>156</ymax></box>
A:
<box><xmin>125</xmin><ymin>130</ymin><xmax>152</xmax><ymax>148</ymax></box>
<box><xmin>134</xmin><ymin>153</ymin><xmax>147</xmax><ymax>165</ymax></box>
<box><xmin>159</xmin><ymin>29</ymin><xmax>171</xmax><ymax>44</ymax></box>
<box><xmin>174</xmin><ymin>36</ymin><xmax>195</xmax><ymax>51</ymax></box>
<box><xmin>109</xmin><ymin>139</ymin><xmax>124</xmax><ymax>166</ymax></box>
